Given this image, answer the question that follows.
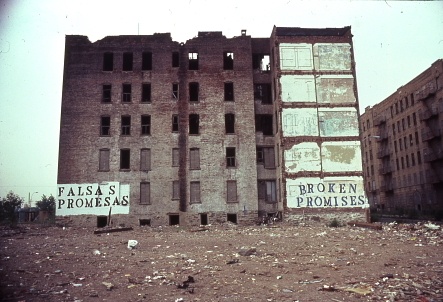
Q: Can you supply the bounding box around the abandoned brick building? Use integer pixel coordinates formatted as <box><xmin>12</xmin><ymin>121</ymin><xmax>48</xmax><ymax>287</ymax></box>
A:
<box><xmin>57</xmin><ymin>26</ymin><xmax>368</xmax><ymax>227</ymax></box>
<box><xmin>361</xmin><ymin>59</ymin><xmax>443</xmax><ymax>217</ymax></box>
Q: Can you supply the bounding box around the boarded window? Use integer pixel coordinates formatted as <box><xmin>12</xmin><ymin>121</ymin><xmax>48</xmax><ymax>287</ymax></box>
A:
<box><xmin>99</xmin><ymin>149</ymin><xmax>110</xmax><ymax>171</ymax></box>
<box><xmin>172</xmin><ymin>180</ymin><xmax>179</xmax><ymax>199</ymax></box>
<box><xmin>102</xmin><ymin>84</ymin><xmax>112</xmax><ymax>102</ymax></box>
<box><xmin>226</xmin><ymin>147</ymin><xmax>236</xmax><ymax>167</ymax></box>
<box><xmin>103</xmin><ymin>52</ymin><xmax>113</xmax><ymax>71</ymax></box>
<box><xmin>172</xmin><ymin>52</ymin><xmax>179</xmax><ymax>67</ymax></box>
<box><xmin>258</xmin><ymin>180</ymin><xmax>277</xmax><ymax>203</ymax></box>
<box><xmin>224</xmin><ymin>82</ymin><xmax>234</xmax><ymax>101</ymax></box>
<box><xmin>190</xmin><ymin>181</ymin><xmax>200</xmax><ymax>203</ymax></box>
<box><xmin>223</xmin><ymin>52</ymin><xmax>234</xmax><ymax>70</ymax></box>
<box><xmin>100</xmin><ymin>116</ymin><xmax>110</xmax><ymax>136</ymax></box>
<box><xmin>172</xmin><ymin>148</ymin><xmax>179</xmax><ymax>166</ymax></box>
<box><xmin>189</xmin><ymin>114</ymin><xmax>199</xmax><ymax>134</ymax></box>
<box><xmin>140</xmin><ymin>148</ymin><xmax>151</xmax><ymax>171</ymax></box>
<box><xmin>226</xmin><ymin>180</ymin><xmax>237</xmax><ymax>203</ymax></box>
<box><xmin>141</xmin><ymin>83</ymin><xmax>151</xmax><ymax>103</ymax></box>
<box><xmin>172</xmin><ymin>83</ymin><xmax>179</xmax><ymax>99</ymax></box>
<box><xmin>142</xmin><ymin>52</ymin><xmax>152</xmax><ymax>70</ymax></box>
<box><xmin>190</xmin><ymin>148</ymin><xmax>200</xmax><ymax>170</ymax></box>
<box><xmin>172</xmin><ymin>115</ymin><xmax>179</xmax><ymax>132</ymax></box>
<box><xmin>254</xmin><ymin>84</ymin><xmax>272</xmax><ymax>104</ymax></box>
<box><xmin>120</xmin><ymin>149</ymin><xmax>130</xmax><ymax>170</ymax></box>
<box><xmin>255</xmin><ymin>114</ymin><xmax>273</xmax><ymax>135</ymax></box>
<box><xmin>189</xmin><ymin>82</ymin><xmax>199</xmax><ymax>102</ymax></box>
<box><xmin>225</xmin><ymin>113</ymin><xmax>235</xmax><ymax>134</ymax></box>
<box><xmin>189</xmin><ymin>52</ymin><xmax>198</xmax><ymax>70</ymax></box>
<box><xmin>140</xmin><ymin>182</ymin><xmax>150</xmax><ymax>204</ymax></box>
<box><xmin>122</xmin><ymin>52</ymin><xmax>133</xmax><ymax>71</ymax></box>
<box><xmin>122</xmin><ymin>84</ymin><xmax>131</xmax><ymax>102</ymax></box>
<box><xmin>121</xmin><ymin>115</ymin><xmax>131</xmax><ymax>135</ymax></box>
<box><xmin>141</xmin><ymin>115</ymin><xmax>151</xmax><ymax>135</ymax></box>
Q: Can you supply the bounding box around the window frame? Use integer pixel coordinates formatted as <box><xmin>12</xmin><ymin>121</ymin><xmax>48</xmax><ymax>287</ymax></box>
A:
<box><xmin>121</xmin><ymin>115</ymin><xmax>131</xmax><ymax>136</ymax></box>
<box><xmin>140</xmin><ymin>182</ymin><xmax>151</xmax><ymax>204</ymax></box>
<box><xmin>141</xmin><ymin>115</ymin><xmax>151</xmax><ymax>136</ymax></box>
<box><xmin>226</xmin><ymin>147</ymin><xmax>236</xmax><ymax>168</ymax></box>
<box><xmin>98</xmin><ymin>148</ymin><xmax>110</xmax><ymax>171</ymax></box>
<box><xmin>100</xmin><ymin>116</ymin><xmax>111</xmax><ymax>136</ymax></box>
<box><xmin>120</xmin><ymin>149</ymin><xmax>131</xmax><ymax>170</ymax></box>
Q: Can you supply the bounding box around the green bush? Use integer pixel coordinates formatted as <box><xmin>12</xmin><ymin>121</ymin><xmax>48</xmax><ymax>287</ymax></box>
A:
<box><xmin>0</xmin><ymin>192</ymin><xmax>24</xmax><ymax>226</ymax></box>
<box><xmin>328</xmin><ymin>218</ymin><xmax>341</xmax><ymax>228</ymax></box>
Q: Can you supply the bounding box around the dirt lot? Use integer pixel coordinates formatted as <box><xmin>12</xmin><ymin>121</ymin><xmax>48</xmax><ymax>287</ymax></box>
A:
<box><xmin>0</xmin><ymin>220</ymin><xmax>442</xmax><ymax>302</ymax></box>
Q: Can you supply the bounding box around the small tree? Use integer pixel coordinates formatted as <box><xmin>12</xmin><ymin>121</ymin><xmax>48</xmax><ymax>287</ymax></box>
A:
<box><xmin>36</xmin><ymin>194</ymin><xmax>56</xmax><ymax>215</ymax></box>
<box><xmin>0</xmin><ymin>192</ymin><xmax>24</xmax><ymax>226</ymax></box>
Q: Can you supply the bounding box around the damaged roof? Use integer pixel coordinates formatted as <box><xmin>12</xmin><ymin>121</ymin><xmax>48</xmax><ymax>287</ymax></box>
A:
<box><xmin>274</xmin><ymin>26</ymin><xmax>351</xmax><ymax>36</ymax></box>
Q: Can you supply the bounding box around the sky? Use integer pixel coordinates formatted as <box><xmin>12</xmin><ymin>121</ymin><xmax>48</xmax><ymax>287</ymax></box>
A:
<box><xmin>0</xmin><ymin>0</ymin><xmax>442</xmax><ymax>203</ymax></box>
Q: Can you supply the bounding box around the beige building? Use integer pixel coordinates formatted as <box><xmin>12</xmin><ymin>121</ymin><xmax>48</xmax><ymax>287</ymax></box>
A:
<box><xmin>58</xmin><ymin>27</ymin><xmax>368</xmax><ymax>227</ymax></box>
<box><xmin>360</xmin><ymin>59</ymin><xmax>443</xmax><ymax>218</ymax></box>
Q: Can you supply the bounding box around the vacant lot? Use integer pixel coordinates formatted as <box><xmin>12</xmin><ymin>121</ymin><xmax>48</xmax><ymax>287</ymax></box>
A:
<box><xmin>1</xmin><ymin>220</ymin><xmax>442</xmax><ymax>302</ymax></box>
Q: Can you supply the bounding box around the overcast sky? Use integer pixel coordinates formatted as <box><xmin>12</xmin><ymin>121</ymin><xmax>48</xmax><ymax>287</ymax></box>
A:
<box><xmin>0</xmin><ymin>0</ymin><xmax>442</xmax><ymax>202</ymax></box>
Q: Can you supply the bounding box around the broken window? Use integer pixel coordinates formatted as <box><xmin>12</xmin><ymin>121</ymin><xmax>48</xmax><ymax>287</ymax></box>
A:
<box><xmin>172</xmin><ymin>148</ymin><xmax>179</xmax><ymax>166</ymax></box>
<box><xmin>254</xmin><ymin>84</ymin><xmax>272</xmax><ymax>104</ymax></box>
<box><xmin>142</xmin><ymin>51</ymin><xmax>152</xmax><ymax>70</ymax></box>
<box><xmin>121</xmin><ymin>115</ymin><xmax>131</xmax><ymax>135</ymax></box>
<box><xmin>189</xmin><ymin>82</ymin><xmax>199</xmax><ymax>102</ymax></box>
<box><xmin>120</xmin><ymin>149</ymin><xmax>130</xmax><ymax>170</ymax></box>
<box><xmin>190</xmin><ymin>181</ymin><xmax>201</xmax><ymax>203</ymax></box>
<box><xmin>188</xmin><ymin>52</ymin><xmax>198</xmax><ymax>70</ymax></box>
<box><xmin>189</xmin><ymin>148</ymin><xmax>200</xmax><ymax>170</ymax></box>
<box><xmin>224</xmin><ymin>82</ymin><xmax>234</xmax><ymax>101</ymax></box>
<box><xmin>141</xmin><ymin>83</ymin><xmax>151</xmax><ymax>103</ymax></box>
<box><xmin>122</xmin><ymin>84</ymin><xmax>131</xmax><ymax>102</ymax></box>
<box><xmin>172</xmin><ymin>180</ymin><xmax>179</xmax><ymax>199</ymax></box>
<box><xmin>225</xmin><ymin>113</ymin><xmax>235</xmax><ymax>134</ymax></box>
<box><xmin>226</xmin><ymin>147</ymin><xmax>236</xmax><ymax>167</ymax></box>
<box><xmin>140</xmin><ymin>148</ymin><xmax>151</xmax><ymax>171</ymax></box>
<box><xmin>172</xmin><ymin>115</ymin><xmax>179</xmax><ymax>132</ymax></box>
<box><xmin>100</xmin><ymin>116</ymin><xmax>110</xmax><ymax>136</ymax></box>
<box><xmin>172</xmin><ymin>83</ymin><xmax>179</xmax><ymax>99</ymax></box>
<box><xmin>189</xmin><ymin>114</ymin><xmax>199</xmax><ymax>134</ymax></box>
<box><xmin>252</xmin><ymin>54</ymin><xmax>270</xmax><ymax>71</ymax></box>
<box><xmin>102</xmin><ymin>84</ymin><xmax>112</xmax><ymax>102</ymax></box>
<box><xmin>122</xmin><ymin>52</ymin><xmax>133</xmax><ymax>71</ymax></box>
<box><xmin>99</xmin><ymin>149</ymin><xmax>110</xmax><ymax>171</ymax></box>
<box><xmin>172</xmin><ymin>52</ymin><xmax>180</xmax><ymax>67</ymax></box>
<box><xmin>226</xmin><ymin>213</ymin><xmax>237</xmax><ymax>224</ymax></box>
<box><xmin>223</xmin><ymin>52</ymin><xmax>234</xmax><ymax>70</ymax></box>
<box><xmin>256</xmin><ymin>147</ymin><xmax>275</xmax><ymax>168</ymax></box>
<box><xmin>226</xmin><ymin>180</ymin><xmax>237</xmax><ymax>203</ymax></box>
<box><xmin>141</xmin><ymin>115</ymin><xmax>151</xmax><ymax>135</ymax></box>
<box><xmin>255</xmin><ymin>114</ymin><xmax>273</xmax><ymax>135</ymax></box>
<box><xmin>258</xmin><ymin>180</ymin><xmax>277</xmax><ymax>203</ymax></box>
<box><xmin>140</xmin><ymin>182</ymin><xmax>150</xmax><ymax>204</ymax></box>
<box><xmin>103</xmin><ymin>52</ymin><xmax>113</xmax><ymax>71</ymax></box>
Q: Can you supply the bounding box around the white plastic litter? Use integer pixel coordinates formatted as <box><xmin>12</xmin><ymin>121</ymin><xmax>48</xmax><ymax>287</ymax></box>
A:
<box><xmin>127</xmin><ymin>240</ymin><xmax>138</xmax><ymax>250</ymax></box>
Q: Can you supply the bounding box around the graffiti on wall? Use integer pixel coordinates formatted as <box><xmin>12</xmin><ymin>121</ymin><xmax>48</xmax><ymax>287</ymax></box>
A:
<box><xmin>282</xmin><ymin>108</ymin><xmax>319</xmax><ymax>137</ymax></box>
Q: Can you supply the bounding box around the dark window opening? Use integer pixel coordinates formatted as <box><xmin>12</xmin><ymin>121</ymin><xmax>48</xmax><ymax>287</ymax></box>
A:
<box><xmin>141</xmin><ymin>115</ymin><xmax>151</xmax><ymax>135</ymax></box>
<box><xmin>252</xmin><ymin>54</ymin><xmax>270</xmax><ymax>71</ymax></box>
<box><xmin>255</xmin><ymin>114</ymin><xmax>273</xmax><ymax>135</ymax></box>
<box><xmin>225</xmin><ymin>113</ymin><xmax>235</xmax><ymax>134</ymax></box>
<box><xmin>189</xmin><ymin>52</ymin><xmax>198</xmax><ymax>70</ymax></box>
<box><xmin>102</xmin><ymin>84</ymin><xmax>112</xmax><ymax>102</ymax></box>
<box><xmin>227</xmin><ymin>213</ymin><xmax>237</xmax><ymax>224</ymax></box>
<box><xmin>200</xmin><ymin>213</ymin><xmax>208</xmax><ymax>226</ymax></box>
<box><xmin>223</xmin><ymin>52</ymin><xmax>234</xmax><ymax>70</ymax></box>
<box><xmin>172</xmin><ymin>83</ymin><xmax>179</xmax><ymax>99</ymax></box>
<box><xmin>123</xmin><ymin>52</ymin><xmax>133</xmax><ymax>71</ymax></box>
<box><xmin>100</xmin><ymin>116</ymin><xmax>110</xmax><ymax>136</ymax></box>
<box><xmin>258</xmin><ymin>180</ymin><xmax>277</xmax><ymax>203</ymax></box>
<box><xmin>139</xmin><ymin>219</ymin><xmax>151</xmax><ymax>226</ymax></box>
<box><xmin>142</xmin><ymin>52</ymin><xmax>152</xmax><ymax>70</ymax></box>
<box><xmin>142</xmin><ymin>83</ymin><xmax>151</xmax><ymax>103</ymax></box>
<box><xmin>256</xmin><ymin>147</ymin><xmax>275</xmax><ymax>168</ymax></box>
<box><xmin>121</xmin><ymin>115</ymin><xmax>131</xmax><ymax>135</ymax></box>
<box><xmin>224</xmin><ymin>82</ymin><xmax>234</xmax><ymax>101</ymax></box>
<box><xmin>172</xmin><ymin>115</ymin><xmax>179</xmax><ymax>132</ymax></box>
<box><xmin>169</xmin><ymin>214</ymin><xmax>180</xmax><ymax>226</ymax></box>
<box><xmin>254</xmin><ymin>84</ymin><xmax>272</xmax><ymax>104</ymax></box>
<box><xmin>189</xmin><ymin>114</ymin><xmax>199</xmax><ymax>134</ymax></box>
<box><xmin>190</xmin><ymin>181</ymin><xmax>201</xmax><ymax>203</ymax></box>
<box><xmin>172</xmin><ymin>52</ymin><xmax>180</xmax><ymax>67</ymax></box>
<box><xmin>189</xmin><ymin>82</ymin><xmax>199</xmax><ymax>102</ymax></box>
<box><xmin>226</xmin><ymin>147</ymin><xmax>236</xmax><ymax>167</ymax></box>
<box><xmin>120</xmin><ymin>149</ymin><xmax>130</xmax><ymax>170</ymax></box>
<box><xmin>103</xmin><ymin>52</ymin><xmax>113</xmax><ymax>71</ymax></box>
<box><xmin>140</xmin><ymin>182</ymin><xmax>150</xmax><ymax>204</ymax></box>
<box><xmin>122</xmin><ymin>84</ymin><xmax>131</xmax><ymax>102</ymax></box>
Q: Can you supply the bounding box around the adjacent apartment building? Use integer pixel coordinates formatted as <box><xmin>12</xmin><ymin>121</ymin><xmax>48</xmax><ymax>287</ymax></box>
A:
<box><xmin>58</xmin><ymin>26</ymin><xmax>368</xmax><ymax>227</ymax></box>
<box><xmin>360</xmin><ymin>59</ymin><xmax>443</xmax><ymax>217</ymax></box>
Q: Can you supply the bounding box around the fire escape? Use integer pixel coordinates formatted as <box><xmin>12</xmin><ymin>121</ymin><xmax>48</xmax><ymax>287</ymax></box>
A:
<box><xmin>374</xmin><ymin>115</ymin><xmax>394</xmax><ymax>194</ymax></box>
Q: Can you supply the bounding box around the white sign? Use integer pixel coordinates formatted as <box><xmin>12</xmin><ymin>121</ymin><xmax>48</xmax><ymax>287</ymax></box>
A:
<box><xmin>56</xmin><ymin>182</ymin><xmax>130</xmax><ymax>216</ymax></box>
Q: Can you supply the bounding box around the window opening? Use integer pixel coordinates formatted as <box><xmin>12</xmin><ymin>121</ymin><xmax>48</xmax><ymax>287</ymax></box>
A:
<box><xmin>258</xmin><ymin>180</ymin><xmax>277</xmax><ymax>203</ymax></box>
<box><xmin>139</xmin><ymin>219</ymin><xmax>151</xmax><ymax>226</ymax></box>
<box><xmin>172</xmin><ymin>115</ymin><xmax>179</xmax><ymax>132</ymax></box>
<box><xmin>172</xmin><ymin>181</ymin><xmax>179</xmax><ymax>199</ymax></box>
<box><xmin>226</xmin><ymin>147</ymin><xmax>236</xmax><ymax>167</ymax></box>
<box><xmin>256</xmin><ymin>147</ymin><xmax>275</xmax><ymax>168</ymax></box>
<box><xmin>223</xmin><ymin>52</ymin><xmax>234</xmax><ymax>70</ymax></box>
<box><xmin>141</xmin><ymin>115</ymin><xmax>151</xmax><ymax>135</ymax></box>
<box><xmin>122</xmin><ymin>84</ymin><xmax>131</xmax><ymax>102</ymax></box>
<box><xmin>227</xmin><ymin>180</ymin><xmax>237</xmax><ymax>203</ymax></box>
<box><xmin>140</xmin><ymin>148</ymin><xmax>151</xmax><ymax>171</ymax></box>
<box><xmin>227</xmin><ymin>213</ymin><xmax>237</xmax><ymax>224</ymax></box>
<box><xmin>189</xmin><ymin>114</ymin><xmax>199</xmax><ymax>134</ymax></box>
<box><xmin>255</xmin><ymin>114</ymin><xmax>273</xmax><ymax>135</ymax></box>
<box><xmin>120</xmin><ymin>149</ymin><xmax>130</xmax><ymax>170</ymax></box>
<box><xmin>142</xmin><ymin>51</ymin><xmax>152</xmax><ymax>70</ymax></box>
<box><xmin>189</xmin><ymin>82</ymin><xmax>199</xmax><ymax>102</ymax></box>
<box><xmin>172</xmin><ymin>148</ymin><xmax>179</xmax><ymax>167</ymax></box>
<box><xmin>100</xmin><ymin>116</ymin><xmax>110</xmax><ymax>136</ymax></box>
<box><xmin>189</xmin><ymin>148</ymin><xmax>200</xmax><ymax>170</ymax></box>
<box><xmin>225</xmin><ymin>113</ymin><xmax>235</xmax><ymax>134</ymax></box>
<box><xmin>188</xmin><ymin>52</ymin><xmax>198</xmax><ymax>70</ymax></box>
<box><xmin>169</xmin><ymin>214</ymin><xmax>180</xmax><ymax>226</ymax></box>
<box><xmin>103</xmin><ymin>52</ymin><xmax>113</xmax><ymax>71</ymax></box>
<box><xmin>252</xmin><ymin>54</ymin><xmax>270</xmax><ymax>71</ymax></box>
<box><xmin>190</xmin><ymin>181</ymin><xmax>201</xmax><ymax>203</ymax></box>
<box><xmin>121</xmin><ymin>115</ymin><xmax>131</xmax><ymax>135</ymax></box>
<box><xmin>172</xmin><ymin>83</ymin><xmax>179</xmax><ymax>99</ymax></box>
<box><xmin>224</xmin><ymin>82</ymin><xmax>234</xmax><ymax>101</ymax></box>
<box><xmin>123</xmin><ymin>52</ymin><xmax>133</xmax><ymax>71</ymax></box>
<box><xmin>102</xmin><ymin>84</ymin><xmax>112</xmax><ymax>102</ymax></box>
<box><xmin>172</xmin><ymin>52</ymin><xmax>180</xmax><ymax>67</ymax></box>
<box><xmin>140</xmin><ymin>182</ymin><xmax>150</xmax><ymax>204</ymax></box>
<box><xmin>99</xmin><ymin>149</ymin><xmax>110</xmax><ymax>171</ymax></box>
<box><xmin>142</xmin><ymin>83</ymin><xmax>151</xmax><ymax>103</ymax></box>
<box><xmin>254</xmin><ymin>84</ymin><xmax>272</xmax><ymax>104</ymax></box>
<box><xmin>200</xmin><ymin>213</ymin><xmax>208</xmax><ymax>226</ymax></box>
